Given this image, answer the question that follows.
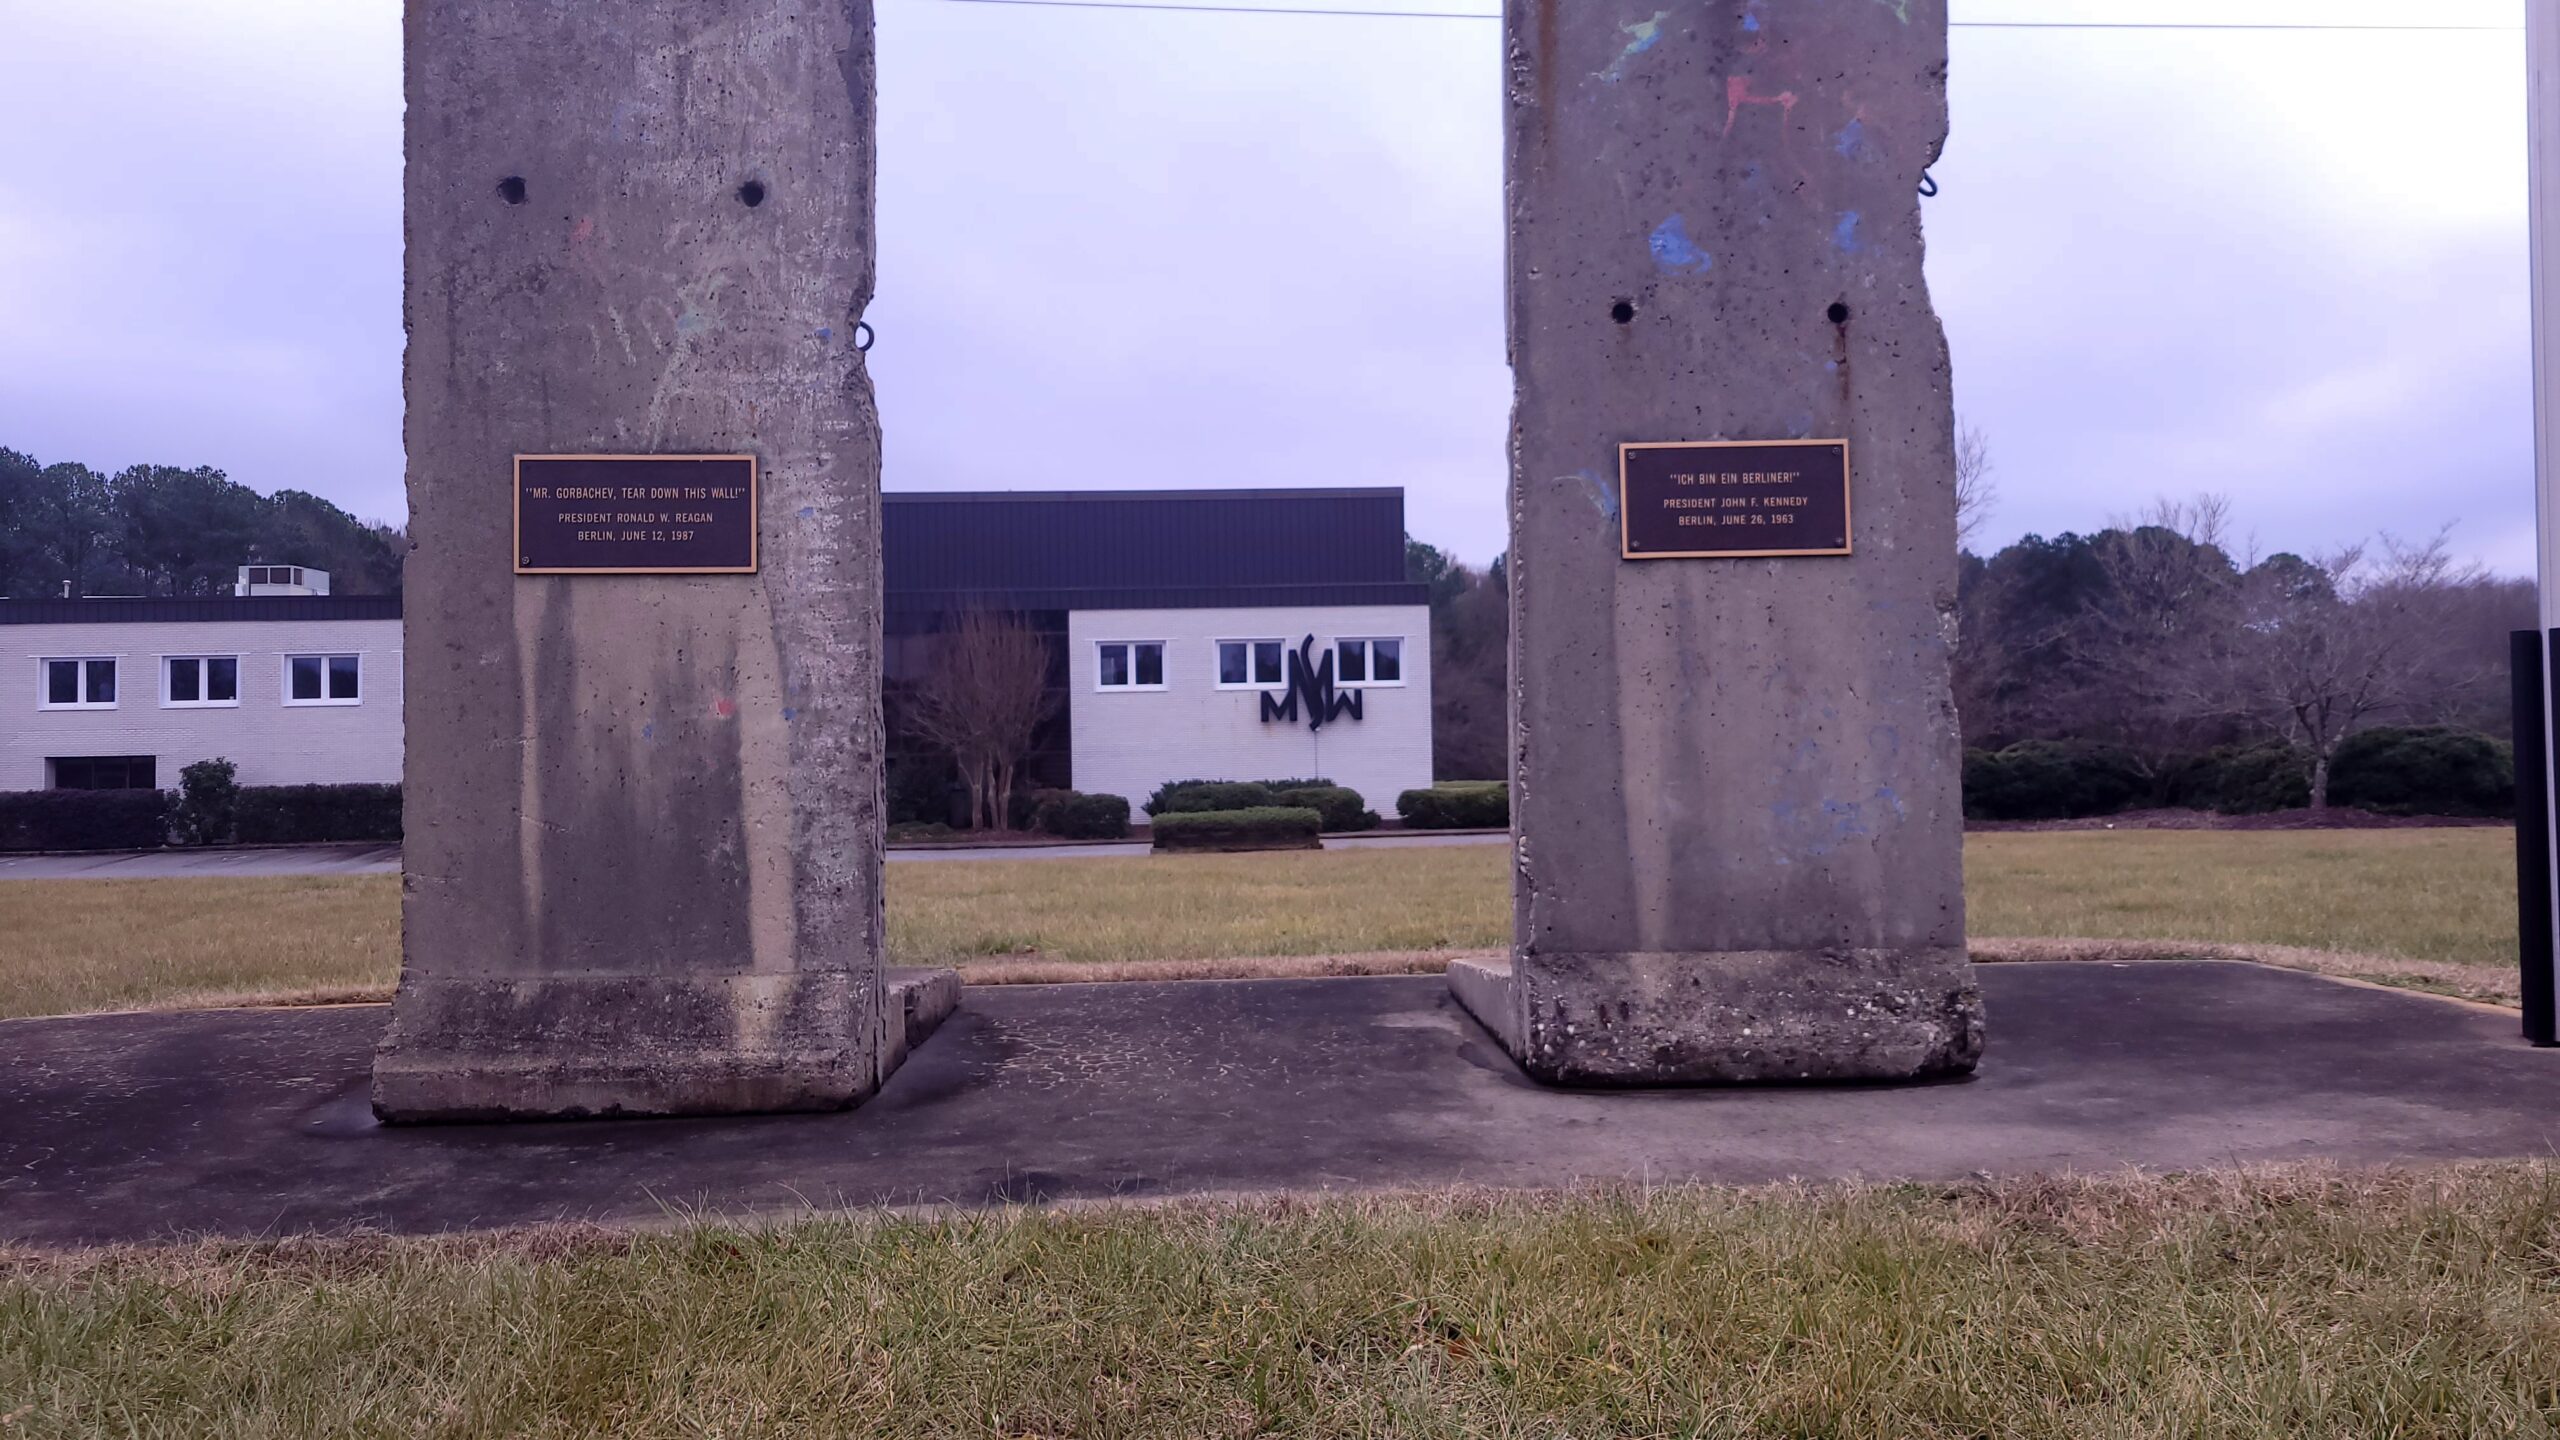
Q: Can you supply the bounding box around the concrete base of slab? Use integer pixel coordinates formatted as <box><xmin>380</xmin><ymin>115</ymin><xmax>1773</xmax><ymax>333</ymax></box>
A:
<box><xmin>1449</xmin><ymin>949</ymin><xmax>1983</xmax><ymax>1086</ymax></box>
<box><xmin>370</xmin><ymin>967</ymin><xmax>961</xmax><ymax>1124</ymax></box>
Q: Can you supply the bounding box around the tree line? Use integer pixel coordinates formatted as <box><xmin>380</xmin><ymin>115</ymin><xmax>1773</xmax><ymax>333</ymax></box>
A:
<box><xmin>1408</xmin><ymin>483</ymin><xmax>2531</xmax><ymax>812</ymax></box>
<box><xmin>0</xmin><ymin>448</ymin><xmax>405</xmax><ymax>599</ymax></box>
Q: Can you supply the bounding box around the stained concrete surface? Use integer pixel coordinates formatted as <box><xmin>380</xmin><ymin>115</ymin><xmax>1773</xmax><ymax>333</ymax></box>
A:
<box><xmin>381</xmin><ymin>0</ymin><xmax>896</xmax><ymax>1119</ymax></box>
<box><xmin>1495</xmin><ymin>0</ymin><xmax>1978</xmax><ymax>1082</ymax></box>
<box><xmin>2</xmin><ymin>963</ymin><xmax>2553</xmax><ymax>1246</ymax></box>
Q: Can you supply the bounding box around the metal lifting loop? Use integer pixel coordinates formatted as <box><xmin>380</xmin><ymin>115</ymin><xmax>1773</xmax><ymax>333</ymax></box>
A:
<box><xmin>1918</xmin><ymin>170</ymin><xmax>1940</xmax><ymax>199</ymax></box>
<box><xmin>855</xmin><ymin>320</ymin><xmax>876</xmax><ymax>352</ymax></box>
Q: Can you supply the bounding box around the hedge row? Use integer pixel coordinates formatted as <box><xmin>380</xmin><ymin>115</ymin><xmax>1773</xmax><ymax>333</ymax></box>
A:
<box><xmin>1150</xmin><ymin>806</ymin><xmax>1324</xmax><ymax>853</ymax></box>
<box><xmin>0</xmin><ymin>790</ymin><xmax>174</xmax><ymax>853</ymax></box>
<box><xmin>1146</xmin><ymin>778</ymin><xmax>1379</xmax><ymax>831</ymax></box>
<box><xmin>1016</xmin><ymin>788</ymin><xmax>1131</xmax><ymax>840</ymax></box>
<box><xmin>1962</xmin><ymin>727</ymin><xmax>2516</xmax><ymax>822</ymax></box>
<box><xmin>0</xmin><ymin>780</ymin><xmax>405</xmax><ymax>852</ymax></box>
<box><xmin>1397</xmin><ymin>781</ymin><xmax>1508</xmax><ymax>830</ymax></box>
<box><xmin>234</xmin><ymin>784</ymin><xmax>403</xmax><ymax>843</ymax></box>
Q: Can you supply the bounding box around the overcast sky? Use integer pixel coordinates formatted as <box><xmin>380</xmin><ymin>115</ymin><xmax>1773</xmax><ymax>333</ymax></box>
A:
<box><xmin>0</xmin><ymin>0</ymin><xmax>2534</xmax><ymax>569</ymax></box>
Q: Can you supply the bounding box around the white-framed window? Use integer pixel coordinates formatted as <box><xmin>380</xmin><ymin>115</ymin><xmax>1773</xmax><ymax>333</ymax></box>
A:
<box><xmin>1216</xmin><ymin>638</ymin><xmax>1286</xmax><ymax>690</ymax></box>
<box><xmin>38</xmin><ymin>656</ymin><xmax>119</xmax><ymax>709</ymax></box>
<box><xmin>285</xmin><ymin>653</ymin><xmax>362</xmax><ymax>706</ymax></box>
<box><xmin>161</xmin><ymin>655</ymin><xmax>241</xmax><ymax>708</ymax></box>
<box><xmin>1334</xmin><ymin>637</ymin><xmax>1405</xmax><ymax>687</ymax></box>
<box><xmin>1094</xmin><ymin>640</ymin><xmax>1166</xmax><ymax>691</ymax></box>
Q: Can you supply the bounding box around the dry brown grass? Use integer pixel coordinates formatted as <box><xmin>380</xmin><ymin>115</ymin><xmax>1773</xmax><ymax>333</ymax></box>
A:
<box><xmin>0</xmin><ymin>828</ymin><xmax>2522</xmax><ymax>1018</ymax></box>
<box><xmin>4</xmin><ymin>1164</ymin><xmax>2557</xmax><ymax>1436</ymax></box>
<box><xmin>1969</xmin><ymin>936</ymin><xmax>2524</xmax><ymax>1007</ymax></box>
<box><xmin>0</xmin><ymin>875</ymin><xmax>398</xmax><ymax>1020</ymax></box>
<box><xmin>953</xmin><ymin>948</ymin><xmax>1493</xmax><ymax>986</ymax></box>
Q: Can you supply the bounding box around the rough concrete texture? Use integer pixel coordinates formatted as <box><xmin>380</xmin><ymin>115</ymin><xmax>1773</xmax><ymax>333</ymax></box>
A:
<box><xmin>1478</xmin><ymin>0</ymin><xmax>1979</xmax><ymax>1083</ymax></box>
<box><xmin>375</xmin><ymin>0</ymin><xmax>927</xmax><ymax>1121</ymax></box>
<box><xmin>7</xmin><ymin>966</ymin><xmax>2558</xmax><ymax>1245</ymax></box>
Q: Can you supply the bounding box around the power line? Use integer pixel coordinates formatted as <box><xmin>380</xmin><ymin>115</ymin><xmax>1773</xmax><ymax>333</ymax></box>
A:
<box><xmin>935</xmin><ymin>0</ymin><xmax>2517</xmax><ymax>29</ymax></box>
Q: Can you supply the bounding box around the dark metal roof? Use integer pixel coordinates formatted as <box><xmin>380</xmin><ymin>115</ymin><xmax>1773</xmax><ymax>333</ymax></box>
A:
<box><xmin>0</xmin><ymin>596</ymin><xmax>404</xmax><ymax>625</ymax></box>
<box><xmin>3</xmin><ymin>490</ymin><xmax>1425</xmax><ymax>624</ymax></box>
<box><xmin>885</xmin><ymin>488</ymin><xmax>1427</xmax><ymax>613</ymax></box>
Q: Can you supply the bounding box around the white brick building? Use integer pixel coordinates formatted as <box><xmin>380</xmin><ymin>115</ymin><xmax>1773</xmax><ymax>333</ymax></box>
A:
<box><xmin>1</xmin><ymin>595</ymin><xmax>403</xmax><ymax>792</ymax></box>
<box><xmin>1067</xmin><ymin>604</ymin><xmax>1432</xmax><ymax>817</ymax></box>
<box><xmin>6</xmin><ymin>490</ymin><xmax>1440</xmax><ymax>817</ymax></box>
<box><xmin>887</xmin><ymin>488</ymin><xmax>1438</xmax><ymax>820</ymax></box>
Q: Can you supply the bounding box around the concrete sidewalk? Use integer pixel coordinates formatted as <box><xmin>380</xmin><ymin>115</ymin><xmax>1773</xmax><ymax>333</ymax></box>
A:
<box><xmin>2</xmin><ymin>962</ymin><xmax>2553</xmax><ymax>1245</ymax></box>
<box><xmin>0</xmin><ymin>843</ymin><xmax>402</xmax><ymax>880</ymax></box>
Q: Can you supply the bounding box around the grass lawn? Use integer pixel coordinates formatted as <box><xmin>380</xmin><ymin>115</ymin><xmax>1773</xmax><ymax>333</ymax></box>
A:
<box><xmin>4</xmin><ymin>1166</ymin><xmax>2556</xmax><ymax>1436</ymax></box>
<box><xmin>0</xmin><ymin>829</ymin><xmax>2519</xmax><ymax>1020</ymax></box>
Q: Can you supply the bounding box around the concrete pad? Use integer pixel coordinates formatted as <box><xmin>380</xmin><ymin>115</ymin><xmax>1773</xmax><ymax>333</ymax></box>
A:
<box><xmin>1</xmin><ymin>963</ymin><xmax>2553</xmax><ymax>1246</ymax></box>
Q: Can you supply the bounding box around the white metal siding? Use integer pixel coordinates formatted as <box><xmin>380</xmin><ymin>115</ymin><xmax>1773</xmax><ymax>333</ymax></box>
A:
<box><xmin>1066</xmin><ymin>605</ymin><xmax>1434</xmax><ymax>819</ymax></box>
<box><xmin>3</xmin><ymin>619</ymin><xmax>405</xmax><ymax>791</ymax></box>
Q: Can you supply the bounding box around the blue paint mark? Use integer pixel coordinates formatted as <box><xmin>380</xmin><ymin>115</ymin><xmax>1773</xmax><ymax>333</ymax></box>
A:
<box><xmin>676</xmin><ymin>310</ymin><xmax>708</xmax><ymax>336</ymax></box>
<box><xmin>1569</xmin><ymin>469</ymin><xmax>1617</xmax><ymax>523</ymax></box>
<box><xmin>781</xmin><ymin>707</ymin><xmax>798</xmax><ymax>722</ymax></box>
<box><xmin>1741</xmin><ymin>6</ymin><xmax>1761</xmax><ymax>32</ymax></box>
<box><xmin>641</xmin><ymin>722</ymin><xmax>655</xmax><ymax>741</ymax></box>
<box><xmin>1648</xmin><ymin>214</ymin><xmax>1713</xmax><ymax>276</ymax></box>
<box><xmin>1788</xmin><ymin>413</ymin><xmax>1815</xmax><ymax>439</ymax></box>
<box><xmin>1834</xmin><ymin>118</ymin><xmax>1865</xmax><ymax>159</ymax></box>
<box><xmin>1833</xmin><ymin>211</ymin><xmax>1863</xmax><ymax>254</ymax></box>
<box><xmin>797</xmin><ymin>505</ymin><xmax>816</xmax><ymax>519</ymax></box>
<box><xmin>1596</xmin><ymin>10</ymin><xmax>1670</xmax><ymax>82</ymax></box>
<box><xmin>1874</xmin><ymin>785</ymin><xmax>1907</xmax><ymax>820</ymax></box>
<box><xmin>1825</xmin><ymin>359</ymin><xmax>1840</xmax><ymax>374</ymax></box>
<box><xmin>1823</xmin><ymin>799</ymin><xmax>1872</xmax><ymax>840</ymax></box>
<box><xmin>814</xmin><ymin>325</ymin><xmax>833</xmax><ymax>341</ymax></box>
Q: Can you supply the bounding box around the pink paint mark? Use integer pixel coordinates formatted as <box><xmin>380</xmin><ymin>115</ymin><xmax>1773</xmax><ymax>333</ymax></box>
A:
<box><xmin>1725</xmin><ymin>76</ymin><xmax>1799</xmax><ymax>137</ymax></box>
<box><xmin>712</xmin><ymin>697</ymin><xmax>736</xmax><ymax>719</ymax></box>
<box><xmin>568</xmin><ymin>216</ymin><xmax>594</xmax><ymax>251</ymax></box>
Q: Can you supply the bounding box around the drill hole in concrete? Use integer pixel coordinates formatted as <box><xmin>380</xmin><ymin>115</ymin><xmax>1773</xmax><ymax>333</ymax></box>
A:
<box><xmin>496</xmin><ymin>176</ymin><xmax>527</xmax><ymax>206</ymax></box>
<box><xmin>738</xmin><ymin>180</ymin><xmax>766</xmax><ymax>208</ymax></box>
<box><xmin>1610</xmin><ymin>299</ymin><xmax>1636</xmax><ymax>325</ymax></box>
<box><xmin>1827</xmin><ymin>301</ymin><xmax>1851</xmax><ymax>325</ymax></box>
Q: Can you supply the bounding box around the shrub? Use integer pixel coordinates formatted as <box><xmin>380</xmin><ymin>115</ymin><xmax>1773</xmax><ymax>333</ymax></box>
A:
<box><xmin>888</xmin><ymin>821</ymin><xmax>962</xmax><ymax>844</ymax></box>
<box><xmin>233</xmin><ymin>784</ymin><xmax>404</xmax><ymax>844</ymax></box>
<box><xmin>1025</xmin><ymin>789</ymin><xmax>1131</xmax><ymax>840</ymax></box>
<box><xmin>0</xmin><ymin>790</ymin><xmax>171</xmax><ymax>853</ymax></box>
<box><xmin>2166</xmin><ymin>743</ymin><xmax>2309</xmax><ymax>815</ymax></box>
<box><xmin>1272</xmin><ymin>784</ymin><xmax>1379</xmax><ymax>832</ymax></box>
<box><xmin>2329</xmin><ymin>726</ymin><xmax>2514</xmax><ymax>817</ymax></box>
<box><xmin>1960</xmin><ymin>741</ymin><xmax>2147</xmax><ymax>822</ymax></box>
<box><xmin>886</xmin><ymin>757</ymin><xmax>952</xmax><ymax>827</ymax></box>
<box><xmin>173</xmin><ymin>757</ymin><xmax>241</xmax><ymax>846</ymax></box>
<box><xmin>1147</xmin><ymin>780</ymin><xmax>1278</xmax><ymax>816</ymax></box>
<box><xmin>1150</xmin><ymin>806</ymin><xmax>1323</xmax><ymax>852</ymax></box>
<box><xmin>1398</xmin><ymin>781</ymin><xmax>1508</xmax><ymax>830</ymax></box>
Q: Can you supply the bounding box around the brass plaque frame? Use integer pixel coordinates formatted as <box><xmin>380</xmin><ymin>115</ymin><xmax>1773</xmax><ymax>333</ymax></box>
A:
<box><xmin>1618</xmin><ymin>438</ymin><xmax>1853</xmax><ymax>560</ymax></box>
<box><xmin>513</xmin><ymin>454</ymin><xmax>760</xmax><ymax>575</ymax></box>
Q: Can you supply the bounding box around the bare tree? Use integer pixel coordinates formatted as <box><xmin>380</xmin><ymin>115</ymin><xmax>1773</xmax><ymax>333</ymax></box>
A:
<box><xmin>1953</xmin><ymin>419</ymin><xmax>1997</xmax><ymax>551</ymax></box>
<box><xmin>2226</xmin><ymin>531</ymin><xmax>2478</xmax><ymax>810</ymax></box>
<box><xmin>2073</xmin><ymin>494</ymin><xmax>2244</xmax><ymax>782</ymax></box>
<box><xmin>903</xmin><ymin>608</ymin><xmax>1056</xmax><ymax>831</ymax></box>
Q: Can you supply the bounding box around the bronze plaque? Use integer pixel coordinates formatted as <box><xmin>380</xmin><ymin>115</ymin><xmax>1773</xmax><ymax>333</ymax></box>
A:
<box><xmin>1619</xmin><ymin>439</ymin><xmax>1851</xmax><ymax>559</ymax></box>
<box><xmin>514</xmin><ymin>454</ymin><xmax>758</xmax><ymax>574</ymax></box>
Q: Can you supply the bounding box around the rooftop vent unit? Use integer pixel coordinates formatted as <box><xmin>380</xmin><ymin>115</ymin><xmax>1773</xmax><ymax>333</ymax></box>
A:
<box><xmin>235</xmin><ymin>565</ymin><xmax>331</xmax><ymax>597</ymax></box>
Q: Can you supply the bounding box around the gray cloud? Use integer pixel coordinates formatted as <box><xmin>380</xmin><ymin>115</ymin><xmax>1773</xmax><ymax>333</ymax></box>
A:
<box><xmin>0</xmin><ymin>0</ymin><xmax>2532</xmax><ymax>570</ymax></box>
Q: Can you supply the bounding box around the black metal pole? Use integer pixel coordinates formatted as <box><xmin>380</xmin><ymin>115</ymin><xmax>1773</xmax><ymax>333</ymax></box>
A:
<box><xmin>2514</xmin><ymin>630</ymin><xmax>2555</xmax><ymax>1046</ymax></box>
